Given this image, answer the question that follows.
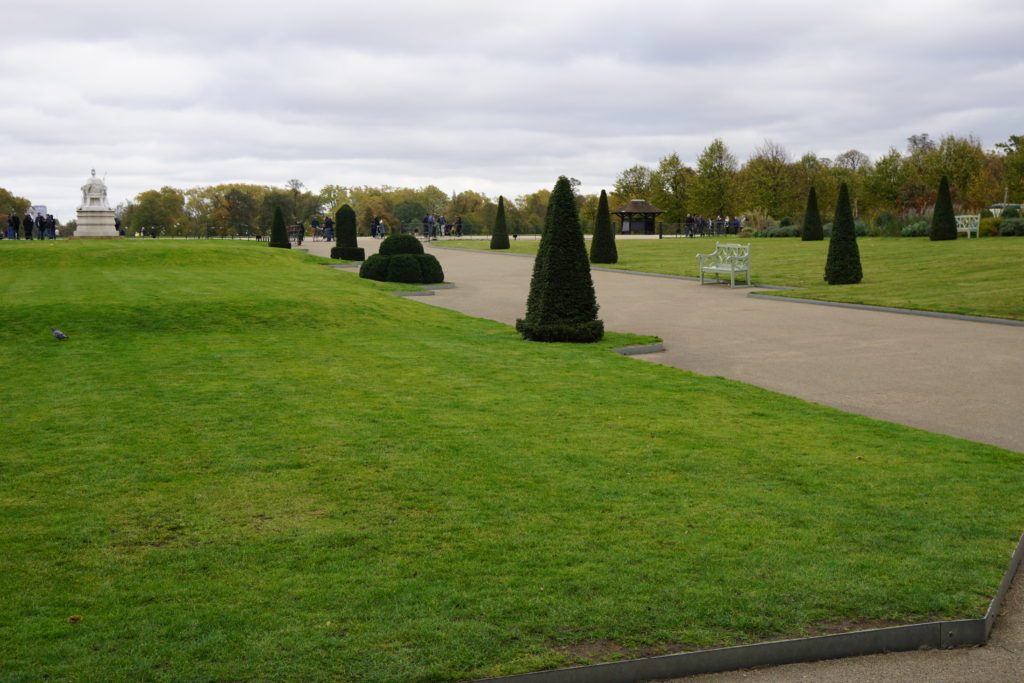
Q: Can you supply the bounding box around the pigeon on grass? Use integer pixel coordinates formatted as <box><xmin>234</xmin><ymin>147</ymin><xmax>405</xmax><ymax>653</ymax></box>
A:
<box><xmin>51</xmin><ymin>327</ymin><xmax>69</xmax><ymax>340</ymax></box>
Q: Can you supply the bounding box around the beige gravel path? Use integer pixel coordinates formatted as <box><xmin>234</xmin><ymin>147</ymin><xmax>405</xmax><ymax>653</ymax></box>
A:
<box><xmin>302</xmin><ymin>237</ymin><xmax>1024</xmax><ymax>681</ymax></box>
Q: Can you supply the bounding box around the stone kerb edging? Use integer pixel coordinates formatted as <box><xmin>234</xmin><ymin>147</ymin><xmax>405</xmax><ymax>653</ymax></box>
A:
<box><xmin>478</xmin><ymin>531</ymin><xmax>1024</xmax><ymax>683</ymax></box>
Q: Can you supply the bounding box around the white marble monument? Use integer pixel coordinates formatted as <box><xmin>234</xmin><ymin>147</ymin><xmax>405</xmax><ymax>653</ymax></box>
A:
<box><xmin>73</xmin><ymin>169</ymin><xmax>120</xmax><ymax>238</ymax></box>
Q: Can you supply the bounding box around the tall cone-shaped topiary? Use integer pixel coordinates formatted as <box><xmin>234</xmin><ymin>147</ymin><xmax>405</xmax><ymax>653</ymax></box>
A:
<box><xmin>516</xmin><ymin>176</ymin><xmax>603</xmax><ymax>342</ymax></box>
<box><xmin>331</xmin><ymin>204</ymin><xmax>364</xmax><ymax>260</ymax></box>
<box><xmin>824</xmin><ymin>183</ymin><xmax>863</xmax><ymax>284</ymax></box>
<box><xmin>801</xmin><ymin>186</ymin><xmax>823</xmax><ymax>241</ymax></box>
<box><xmin>930</xmin><ymin>176</ymin><xmax>957</xmax><ymax>241</ymax></box>
<box><xmin>589</xmin><ymin>189</ymin><xmax>617</xmax><ymax>263</ymax></box>
<box><xmin>269</xmin><ymin>206</ymin><xmax>291</xmax><ymax>249</ymax></box>
<box><xmin>490</xmin><ymin>196</ymin><xmax>510</xmax><ymax>249</ymax></box>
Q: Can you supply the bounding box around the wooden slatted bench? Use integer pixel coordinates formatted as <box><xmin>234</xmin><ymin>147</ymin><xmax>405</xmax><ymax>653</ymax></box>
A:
<box><xmin>696</xmin><ymin>242</ymin><xmax>751</xmax><ymax>288</ymax></box>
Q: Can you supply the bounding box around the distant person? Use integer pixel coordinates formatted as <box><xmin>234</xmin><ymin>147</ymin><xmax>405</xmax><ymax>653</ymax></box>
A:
<box><xmin>5</xmin><ymin>213</ymin><xmax>16</xmax><ymax>239</ymax></box>
<box><xmin>35</xmin><ymin>214</ymin><xmax>45</xmax><ymax>239</ymax></box>
<box><xmin>23</xmin><ymin>214</ymin><xmax>33</xmax><ymax>240</ymax></box>
<box><xmin>323</xmin><ymin>216</ymin><xmax>334</xmax><ymax>242</ymax></box>
<box><xmin>311</xmin><ymin>216</ymin><xmax>320</xmax><ymax>240</ymax></box>
<box><xmin>295</xmin><ymin>220</ymin><xmax>304</xmax><ymax>245</ymax></box>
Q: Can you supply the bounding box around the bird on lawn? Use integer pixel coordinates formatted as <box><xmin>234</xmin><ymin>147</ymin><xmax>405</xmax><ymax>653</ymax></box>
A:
<box><xmin>51</xmin><ymin>327</ymin><xmax>69</xmax><ymax>340</ymax></box>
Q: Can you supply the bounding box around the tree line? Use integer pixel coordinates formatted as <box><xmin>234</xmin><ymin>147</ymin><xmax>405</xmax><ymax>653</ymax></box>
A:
<box><xmin>616</xmin><ymin>134</ymin><xmax>1024</xmax><ymax>230</ymax></box>
<box><xmin>2</xmin><ymin>133</ymin><xmax>1021</xmax><ymax>238</ymax></box>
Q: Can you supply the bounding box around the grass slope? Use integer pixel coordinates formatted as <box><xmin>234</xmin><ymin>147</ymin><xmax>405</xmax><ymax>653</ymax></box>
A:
<box><xmin>2</xmin><ymin>240</ymin><xmax>1023</xmax><ymax>681</ymax></box>
<box><xmin>442</xmin><ymin>237</ymin><xmax>1024</xmax><ymax>320</ymax></box>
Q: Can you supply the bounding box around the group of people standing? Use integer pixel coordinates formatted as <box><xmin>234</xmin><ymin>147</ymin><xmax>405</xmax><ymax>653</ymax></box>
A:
<box><xmin>683</xmin><ymin>214</ymin><xmax>743</xmax><ymax>237</ymax></box>
<box><xmin>4</xmin><ymin>213</ymin><xmax>57</xmax><ymax>240</ymax></box>
<box><xmin>421</xmin><ymin>213</ymin><xmax>462</xmax><ymax>238</ymax></box>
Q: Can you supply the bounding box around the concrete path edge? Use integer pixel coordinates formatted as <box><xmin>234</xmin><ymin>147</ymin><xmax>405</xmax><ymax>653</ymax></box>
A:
<box><xmin>476</xmin><ymin>532</ymin><xmax>1024</xmax><ymax>683</ymax></box>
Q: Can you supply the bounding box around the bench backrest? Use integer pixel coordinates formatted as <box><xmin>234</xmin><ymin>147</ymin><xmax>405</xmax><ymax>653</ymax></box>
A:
<box><xmin>955</xmin><ymin>215</ymin><xmax>980</xmax><ymax>230</ymax></box>
<box><xmin>713</xmin><ymin>242</ymin><xmax>750</xmax><ymax>261</ymax></box>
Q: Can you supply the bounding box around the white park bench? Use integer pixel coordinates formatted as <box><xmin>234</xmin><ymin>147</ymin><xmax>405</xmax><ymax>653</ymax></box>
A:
<box><xmin>956</xmin><ymin>215</ymin><xmax>980</xmax><ymax>238</ymax></box>
<box><xmin>696</xmin><ymin>242</ymin><xmax>751</xmax><ymax>287</ymax></box>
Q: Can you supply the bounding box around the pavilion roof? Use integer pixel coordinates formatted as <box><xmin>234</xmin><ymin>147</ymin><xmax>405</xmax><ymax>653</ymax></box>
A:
<box><xmin>612</xmin><ymin>199</ymin><xmax>664</xmax><ymax>215</ymax></box>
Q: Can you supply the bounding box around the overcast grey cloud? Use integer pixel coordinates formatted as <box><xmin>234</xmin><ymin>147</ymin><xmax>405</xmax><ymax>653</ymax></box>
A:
<box><xmin>2</xmin><ymin>0</ymin><xmax>1022</xmax><ymax>219</ymax></box>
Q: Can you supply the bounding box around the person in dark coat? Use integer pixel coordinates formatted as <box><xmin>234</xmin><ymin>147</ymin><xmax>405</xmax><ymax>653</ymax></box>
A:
<box><xmin>35</xmin><ymin>214</ymin><xmax>45</xmax><ymax>239</ymax></box>
<box><xmin>46</xmin><ymin>215</ymin><xmax>56</xmax><ymax>239</ymax></box>
<box><xmin>23</xmin><ymin>214</ymin><xmax>33</xmax><ymax>239</ymax></box>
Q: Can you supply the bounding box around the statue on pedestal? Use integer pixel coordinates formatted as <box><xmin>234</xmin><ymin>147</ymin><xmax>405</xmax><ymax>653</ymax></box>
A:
<box><xmin>73</xmin><ymin>168</ymin><xmax>119</xmax><ymax>238</ymax></box>
<box><xmin>79</xmin><ymin>169</ymin><xmax>110</xmax><ymax>210</ymax></box>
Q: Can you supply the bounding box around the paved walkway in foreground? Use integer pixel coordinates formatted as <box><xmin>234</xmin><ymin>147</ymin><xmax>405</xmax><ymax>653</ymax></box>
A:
<box><xmin>303</xmin><ymin>237</ymin><xmax>1024</xmax><ymax>681</ymax></box>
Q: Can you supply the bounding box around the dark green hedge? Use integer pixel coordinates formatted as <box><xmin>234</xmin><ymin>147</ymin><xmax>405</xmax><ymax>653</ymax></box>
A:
<box><xmin>359</xmin><ymin>254</ymin><xmax>389</xmax><ymax>281</ymax></box>
<box><xmin>416</xmin><ymin>254</ymin><xmax>445</xmax><ymax>283</ymax></box>
<box><xmin>379</xmin><ymin>234</ymin><xmax>424</xmax><ymax>256</ymax></box>
<box><xmin>331</xmin><ymin>246</ymin><xmax>366</xmax><ymax>261</ymax></box>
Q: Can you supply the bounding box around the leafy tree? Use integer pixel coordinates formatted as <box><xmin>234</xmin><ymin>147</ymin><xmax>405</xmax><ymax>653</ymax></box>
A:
<box><xmin>269</xmin><ymin>206</ymin><xmax>291</xmax><ymax>249</ymax></box>
<box><xmin>801</xmin><ymin>187</ymin><xmax>823</xmax><ymax>241</ymax></box>
<box><xmin>996</xmin><ymin>135</ymin><xmax>1024</xmax><ymax>203</ymax></box>
<box><xmin>830</xmin><ymin>150</ymin><xmax>871</xmax><ymax>216</ymax></box>
<box><xmin>415</xmin><ymin>185</ymin><xmax>450</xmax><ymax>214</ymax></box>
<box><xmin>649</xmin><ymin>153</ymin><xmax>694</xmax><ymax>222</ymax></box>
<box><xmin>514</xmin><ymin>189</ymin><xmax>551</xmax><ymax>234</ymax></box>
<box><xmin>490</xmin><ymin>196</ymin><xmax>510</xmax><ymax>249</ymax></box>
<box><xmin>516</xmin><ymin>176</ymin><xmax>603</xmax><ymax>343</ymax></box>
<box><xmin>128</xmin><ymin>187</ymin><xmax>185</xmax><ymax>235</ymax></box>
<box><xmin>864</xmin><ymin>147</ymin><xmax>905</xmax><ymax>212</ymax></box>
<box><xmin>0</xmin><ymin>187</ymin><xmax>32</xmax><ymax>216</ymax></box>
<box><xmin>930</xmin><ymin>176</ymin><xmax>957</xmax><ymax>241</ymax></box>
<box><xmin>394</xmin><ymin>199</ymin><xmax>427</xmax><ymax>227</ymax></box>
<box><xmin>589</xmin><ymin>190</ymin><xmax>617</xmax><ymax>263</ymax></box>
<box><xmin>614</xmin><ymin>164</ymin><xmax>653</xmax><ymax>200</ymax></box>
<box><xmin>691</xmin><ymin>138</ymin><xmax>738</xmax><ymax>217</ymax></box>
<box><xmin>737</xmin><ymin>140</ymin><xmax>799</xmax><ymax>220</ymax></box>
<box><xmin>824</xmin><ymin>183</ymin><xmax>862</xmax><ymax>284</ymax></box>
<box><xmin>260</xmin><ymin>188</ymin><xmax>296</xmax><ymax>229</ymax></box>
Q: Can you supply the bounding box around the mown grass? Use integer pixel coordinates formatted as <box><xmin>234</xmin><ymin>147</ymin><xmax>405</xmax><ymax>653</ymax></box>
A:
<box><xmin>442</xmin><ymin>237</ymin><xmax>1024</xmax><ymax>320</ymax></box>
<box><xmin>2</xmin><ymin>240</ymin><xmax>1023</xmax><ymax>681</ymax></box>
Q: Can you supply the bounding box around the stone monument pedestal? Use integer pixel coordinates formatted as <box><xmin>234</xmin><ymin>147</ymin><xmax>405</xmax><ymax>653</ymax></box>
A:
<box><xmin>72</xmin><ymin>169</ymin><xmax>121</xmax><ymax>238</ymax></box>
<box><xmin>74</xmin><ymin>209</ymin><xmax>119</xmax><ymax>238</ymax></box>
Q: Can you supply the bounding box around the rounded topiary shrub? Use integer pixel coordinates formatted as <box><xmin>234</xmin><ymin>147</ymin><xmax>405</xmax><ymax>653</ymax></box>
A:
<box><xmin>379</xmin><ymin>233</ymin><xmax>424</xmax><ymax>256</ymax></box>
<box><xmin>1001</xmin><ymin>207</ymin><xmax>1020</xmax><ymax>219</ymax></box>
<box><xmin>386</xmin><ymin>253</ymin><xmax>423</xmax><ymax>283</ymax></box>
<box><xmin>359</xmin><ymin>254</ymin><xmax>390</xmax><ymax>281</ymax></box>
<box><xmin>416</xmin><ymin>254</ymin><xmax>445</xmax><ymax>283</ymax></box>
<box><xmin>331</xmin><ymin>246</ymin><xmax>366</xmax><ymax>261</ymax></box>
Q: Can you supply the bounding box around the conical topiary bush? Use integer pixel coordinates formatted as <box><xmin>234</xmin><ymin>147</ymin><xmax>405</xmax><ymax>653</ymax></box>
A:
<box><xmin>930</xmin><ymin>176</ymin><xmax>957</xmax><ymax>241</ymax></box>
<box><xmin>824</xmin><ymin>182</ymin><xmax>863</xmax><ymax>284</ymax></box>
<box><xmin>801</xmin><ymin>186</ymin><xmax>823</xmax><ymax>241</ymax></box>
<box><xmin>516</xmin><ymin>176</ymin><xmax>603</xmax><ymax>342</ymax></box>
<box><xmin>331</xmin><ymin>204</ymin><xmax>364</xmax><ymax>260</ymax></box>
<box><xmin>490</xmin><ymin>196</ymin><xmax>510</xmax><ymax>250</ymax></box>
<box><xmin>269</xmin><ymin>206</ymin><xmax>291</xmax><ymax>249</ymax></box>
<box><xmin>589</xmin><ymin>189</ymin><xmax>617</xmax><ymax>263</ymax></box>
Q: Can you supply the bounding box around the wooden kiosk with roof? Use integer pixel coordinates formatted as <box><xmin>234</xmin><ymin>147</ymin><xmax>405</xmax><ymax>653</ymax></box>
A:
<box><xmin>612</xmin><ymin>199</ymin><xmax>664</xmax><ymax>235</ymax></box>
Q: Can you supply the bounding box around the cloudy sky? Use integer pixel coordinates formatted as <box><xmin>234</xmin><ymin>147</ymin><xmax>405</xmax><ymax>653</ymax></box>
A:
<box><xmin>2</xmin><ymin>0</ymin><xmax>1022</xmax><ymax>219</ymax></box>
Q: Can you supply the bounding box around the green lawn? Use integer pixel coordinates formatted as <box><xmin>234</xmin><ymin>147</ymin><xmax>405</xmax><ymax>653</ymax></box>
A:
<box><xmin>443</xmin><ymin>236</ymin><xmax>1024</xmax><ymax>321</ymax></box>
<box><xmin>2</xmin><ymin>240</ymin><xmax>1023</xmax><ymax>681</ymax></box>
